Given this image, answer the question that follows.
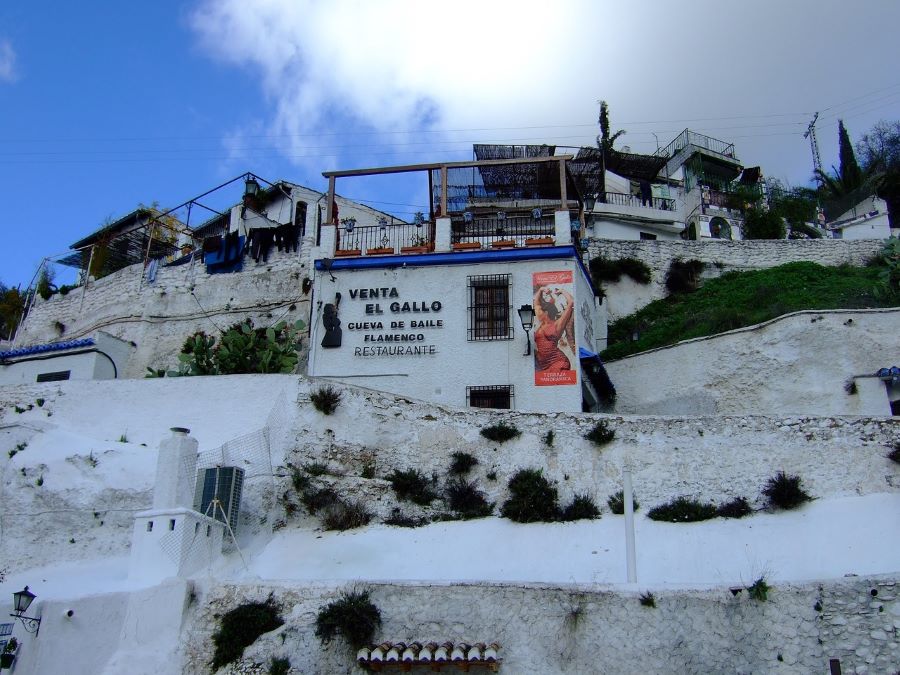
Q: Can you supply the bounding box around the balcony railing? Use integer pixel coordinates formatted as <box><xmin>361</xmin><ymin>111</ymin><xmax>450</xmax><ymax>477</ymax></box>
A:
<box><xmin>450</xmin><ymin>212</ymin><xmax>555</xmax><ymax>248</ymax></box>
<box><xmin>599</xmin><ymin>191</ymin><xmax>676</xmax><ymax>212</ymax></box>
<box><xmin>657</xmin><ymin>129</ymin><xmax>737</xmax><ymax>161</ymax></box>
<box><xmin>335</xmin><ymin>221</ymin><xmax>433</xmax><ymax>255</ymax></box>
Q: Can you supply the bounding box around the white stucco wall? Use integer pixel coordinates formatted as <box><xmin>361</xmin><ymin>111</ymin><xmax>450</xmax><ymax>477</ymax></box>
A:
<box><xmin>832</xmin><ymin>212</ymin><xmax>892</xmax><ymax>240</ymax></box>
<box><xmin>606</xmin><ymin>308</ymin><xmax>900</xmax><ymax>416</ymax></box>
<box><xmin>308</xmin><ymin>252</ymin><xmax>596</xmax><ymax>412</ymax></box>
<box><xmin>181</xmin><ymin>577</ymin><xmax>900</xmax><ymax>675</ymax></box>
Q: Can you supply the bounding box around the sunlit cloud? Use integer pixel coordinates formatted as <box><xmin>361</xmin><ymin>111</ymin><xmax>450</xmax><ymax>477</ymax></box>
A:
<box><xmin>0</xmin><ymin>39</ymin><xmax>18</xmax><ymax>83</ymax></box>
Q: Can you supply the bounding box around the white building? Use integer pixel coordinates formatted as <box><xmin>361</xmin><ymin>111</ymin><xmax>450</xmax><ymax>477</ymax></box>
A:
<box><xmin>307</xmin><ymin>156</ymin><xmax>613</xmax><ymax>413</ymax></box>
<box><xmin>826</xmin><ymin>194</ymin><xmax>893</xmax><ymax>240</ymax></box>
<box><xmin>0</xmin><ymin>331</ymin><xmax>133</xmax><ymax>385</ymax></box>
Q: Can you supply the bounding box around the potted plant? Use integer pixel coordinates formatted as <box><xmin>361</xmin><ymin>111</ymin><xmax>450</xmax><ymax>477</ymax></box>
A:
<box><xmin>1</xmin><ymin>637</ymin><xmax>19</xmax><ymax>669</ymax></box>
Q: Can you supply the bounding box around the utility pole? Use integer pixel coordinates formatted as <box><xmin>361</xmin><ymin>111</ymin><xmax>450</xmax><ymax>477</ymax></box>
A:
<box><xmin>804</xmin><ymin>112</ymin><xmax>823</xmax><ymax>183</ymax></box>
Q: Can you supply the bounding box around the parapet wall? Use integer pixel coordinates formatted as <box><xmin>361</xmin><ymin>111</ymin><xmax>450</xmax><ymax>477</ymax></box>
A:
<box><xmin>181</xmin><ymin>577</ymin><xmax>900</xmax><ymax>674</ymax></box>
<box><xmin>15</xmin><ymin>240</ymin><xmax>315</xmax><ymax>378</ymax></box>
<box><xmin>586</xmin><ymin>238</ymin><xmax>885</xmax><ymax>320</ymax></box>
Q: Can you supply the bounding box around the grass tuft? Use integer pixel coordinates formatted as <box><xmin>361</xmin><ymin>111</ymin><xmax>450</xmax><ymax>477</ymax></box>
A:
<box><xmin>310</xmin><ymin>385</ymin><xmax>342</xmax><ymax>415</ymax></box>
<box><xmin>210</xmin><ymin>597</ymin><xmax>283</xmax><ymax>671</ymax></box>
<box><xmin>500</xmin><ymin>468</ymin><xmax>559</xmax><ymax>523</ymax></box>
<box><xmin>647</xmin><ymin>496</ymin><xmax>718</xmax><ymax>523</ymax></box>
<box><xmin>584</xmin><ymin>420</ymin><xmax>615</xmax><ymax>447</ymax></box>
<box><xmin>480</xmin><ymin>422</ymin><xmax>521</xmax><ymax>443</ymax></box>
<box><xmin>560</xmin><ymin>494</ymin><xmax>601</xmax><ymax>521</ymax></box>
<box><xmin>315</xmin><ymin>590</ymin><xmax>381</xmax><ymax>648</ymax></box>
<box><xmin>607</xmin><ymin>490</ymin><xmax>639</xmax><ymax>514</ymax></box>
<box><xmin>387</xmin><ymin>468</ymin><xmax>438</xmax><ymax>505</ymax></box>
<box><xmin>762</xmin><ymin>471</ymin><xmax>811</xmax><ymax>510</ymax></box>
<box><xmin>449</xmin><ymin>451</ymin><xmax>478</xmax><ymax>475</ymax></box>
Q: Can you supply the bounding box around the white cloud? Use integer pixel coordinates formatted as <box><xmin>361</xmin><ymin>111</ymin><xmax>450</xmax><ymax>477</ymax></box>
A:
<box><xmin>0</xmin><ymin>39</ymin><xmax>17</xmax><ymax>83</ymax></box>
<box><xmin>189</xmin><ymin>0</ymin><xmax>900</xmax><ymax>183</ymax></box>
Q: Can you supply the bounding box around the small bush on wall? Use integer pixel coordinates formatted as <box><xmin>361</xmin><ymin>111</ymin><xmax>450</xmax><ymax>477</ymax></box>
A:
<box><xmin>480</xmin><ymin>422</ymin><xmax>521</xmax><ymax>443</ymax></box>
<box><xmin>446</xmin><ymin>478</ymin><xmax>494</xmax><ymax>519</ymax></box>
<box><xmin>762</xmin><ymin>471</ymin><xmax>811</xmax><ymax>510</ymax></box>
<box><xmin>887</xmin><ymin>443</ymin><xmax>900</xmax><ymax>464</ymax></box>
<box><xmin>501</xmin><ymin>469</ymin><xmax>559</xmax><ymax>523</ymax></box>
<box><xmin>607</xmin><ymin>490</ymin><xmax>639</xmax><ymax>514</ymax></box>
<box><xmin>315</xmin><ymin>590</ymin><xmax>381</xmax><ymax>648</ymax></box>
<box><xmin>310</xmin><ymin>385</ymin><xmax>342</xmax><ymax>415</ymax></box>
<box><xmin>210</xmin><ymin>597</ymin><xmax>284</xmax><ymax>670</ymax></box>
<box><xmin>589</xmin><ymin>257</ymin><xmax>652</xmax><ymax>286</ymax></box>
<box><xmin>449</xmin><ymin>451</ymin><xmax>478</xmax><ymax>475</ymax></box>
<box><xmin>560</xmin><ymin>494</ymin><xmax>601</xmax><ymax>521</ymax></box>
<box><xmin>387</xmin><ymin>469</ymin><xmax>438</xmax><ymax>506</ymax></box>
<box><xmin>584</xmin><ymin>420</ymin><xmax>615</xmax><ymax>447</ymax></box>
<box><xmin>320</xmin><ymin>499</ymin><xmax>371</xmax><ymax>531</ymax></box>
<box><xmin>717</xmin><ymin>497</ymin><xmax>753</xmax><ymax>519</ymax></box>
<box><xmin>647</xmin><ymin>496</ymin><xmax>718</xmax><ymax>523</ymax></box>
<box><xmin>665</xmin><ymin>259</ymin><xmax>706</xmax><ymax>294</ymax></box>
<box><xmin>747</xmin><ymin>576</ymin><xmax>771</xmax><ymax>602</ymax></box>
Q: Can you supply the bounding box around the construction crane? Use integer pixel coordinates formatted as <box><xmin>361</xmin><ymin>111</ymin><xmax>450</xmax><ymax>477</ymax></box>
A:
<box><xmin>804</xmin><ymin>112</ymin><xmax>823</xmax><ymax>183</ymax></box>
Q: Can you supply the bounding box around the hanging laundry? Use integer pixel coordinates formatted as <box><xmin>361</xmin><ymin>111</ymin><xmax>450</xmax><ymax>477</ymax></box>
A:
<box><xmin>203</xmin><ymin>236</ymin><xmax>224</xmax><ymax>254</ymax></box>
<box><xmin>248</xmin><ymin>228</ymin><xmax>275</xmax><ymax>263</ymax></box>
<box><xmin>145</xmin><ymin>257</ymin><xmax>161</xmax><ymax>284</ymax></box>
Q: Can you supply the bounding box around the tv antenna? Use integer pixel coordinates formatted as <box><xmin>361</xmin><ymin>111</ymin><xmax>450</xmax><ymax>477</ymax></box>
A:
<box><xmin>804</xmin><ymin>112</ymin><xmax>823</xmax><ymax>183</ymax></box>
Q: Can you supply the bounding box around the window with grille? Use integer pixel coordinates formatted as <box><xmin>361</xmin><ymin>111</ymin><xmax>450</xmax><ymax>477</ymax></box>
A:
<box><xmin>36</xmin><ymin>370</ymin><xmax>70</xmax><ymax>382</ymax></box>
<box><xmin>467</xmin><ymin>274</ymin><xmax>513</xmax><ymax>340</ymax></box>
<box><xmin>467</xmin><ymin>385</ymin><xmax>514</xmax><ymax>410</ymax></box>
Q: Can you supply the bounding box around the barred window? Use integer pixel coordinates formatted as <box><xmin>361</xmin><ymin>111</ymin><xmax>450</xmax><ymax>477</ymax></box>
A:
<box><xmin>467</xmin><ymin>385</ymin><xmax>514</xmax><ymax>410</ymax></box>
<box><xmin>36</xmin><ymin>370</ymin><xmax>70</xmax><ymax>382</ymax></box>
<box><xmin>467</xmin><ymin>274</ymin><xmax>513</xmax><ymax>340</ymax></box>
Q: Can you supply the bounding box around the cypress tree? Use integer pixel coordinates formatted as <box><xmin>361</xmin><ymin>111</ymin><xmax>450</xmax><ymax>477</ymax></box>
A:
<box><xmin>838</xmin><ymin>120</ymin><xmax>862</xmax><ymax>190</ymax></box>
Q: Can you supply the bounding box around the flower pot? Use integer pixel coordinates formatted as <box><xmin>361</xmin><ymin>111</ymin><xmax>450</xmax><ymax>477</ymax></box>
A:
<box><xmin>491</xmin><ymin>239</ymin><xmax>516</xmax><ymax>249</ymax></box>
<box><xmin>400</xmin><ymin>245</ymin><xmax>429</xmax><ymax>254</ymax></box>
<box><xmin>366</xmin><ymin>247</ymin><xmax>394</xmax><ymax>255</ymax></box>
<box><xmin>334</xmin><ymin>249</ymin><xmax>361</xmax><ymax>257</ymax></box>
<box><xmin>451</xmin><ymin>242</ymin><xmax>481</xmax><ymax>251</ymax></box>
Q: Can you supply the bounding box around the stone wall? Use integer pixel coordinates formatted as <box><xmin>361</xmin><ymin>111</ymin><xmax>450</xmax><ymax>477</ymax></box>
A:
<box><xmin>14</xmin><ymin>239</ymin><xmax>315</xmax><ymax>378</ymax></box>
<box><xmin>286</xmin><ymin>381</ymin><xmax>900</xmax><ymax>521</ymax></box>
<box><xmin>181</xmin><ymin>576</ymin><xmax>900</xmax><ymax>674</ymax></box>
<box><xmin>586</xmin><ymin>238</ymin><xmax>885</xmax><ymax>321</ymax></box>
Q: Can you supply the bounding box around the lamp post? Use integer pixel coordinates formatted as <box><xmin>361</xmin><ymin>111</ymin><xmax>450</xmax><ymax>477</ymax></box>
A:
<box><xmin>517</xmin><ymin>304</ymin><xmax>534</xmax><ymax>356</ymax></box>
<box><xmin>11</xmin><ymin>586</ymin><xmax>41</xmax><ymax>635</ymax></box>
<box><xmin>244</xmin><ymin>175</ymin><xmax>260</xmax><ymax>198</ymax></box>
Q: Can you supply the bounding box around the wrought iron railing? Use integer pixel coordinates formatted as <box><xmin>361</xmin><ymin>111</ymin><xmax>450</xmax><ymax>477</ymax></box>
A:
<box><xmin>599</xmin><ymin>191</ymin><xmax>676</xmax><ymax>211</ymax></box>
<box><xmin>656</xmin><ymin>129</ymin><xmax>737</xmax><ymax>161</ymax></box>
<box><xmin>450</xmin><ymin>213</ymin><xmax>555</xmax><ymax>247</ymax></box>
<box><xmin>335</xmin><ymin>222</ymin><xmax>432</xmax><ymax>254</ymax></box>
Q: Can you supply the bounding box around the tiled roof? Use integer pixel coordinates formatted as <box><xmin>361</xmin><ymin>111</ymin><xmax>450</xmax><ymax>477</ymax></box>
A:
<box><xmin>357</xmin><ymin>641</ymin><xmax>500</xmax><ymax>671</ymax></box>
<box><xmin>0</xmin><ymin>338</ymin><xmax>95</xmax><ymax>360</ymax></box>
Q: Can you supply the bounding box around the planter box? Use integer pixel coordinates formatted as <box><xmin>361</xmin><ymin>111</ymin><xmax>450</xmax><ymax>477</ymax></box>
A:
<box><xmin>400</xmin><ymin>245</ymin><xmax>430</xmax><ymax>254</ymax></box>
<box><xmin>334</xmin><ymin>249</ymin><xmax>362</xmax><ymax>257</ymax></box>
<box><xmin>491</xmin><ymin>239</ymin><xmax>516</xmax><ymax>249</ymax></box>
<box><xmin>1</xmin><ymin>653</ymin><xmax>15</xmax><ymax>669</ymax></box>
<box><xmin>366</xmin><ymin>247</ymin><xmax>395</xmax><ymax>255</ymax></box>
<box><xmin>524</xmin><ymin>237</ymin><xmax>554</xmax><ymax>246</ymax></box>
<box><xmin>451</xmin><ymin>242</ymin><xmax>481</xmax><ymax>251</ymax></box>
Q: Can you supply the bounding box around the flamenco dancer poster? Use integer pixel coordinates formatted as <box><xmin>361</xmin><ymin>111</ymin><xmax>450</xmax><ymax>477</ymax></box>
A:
<box><xmin>532</xmin><ymin>271</ymin><xmax>577</xmax><ymax>386</ymax></box>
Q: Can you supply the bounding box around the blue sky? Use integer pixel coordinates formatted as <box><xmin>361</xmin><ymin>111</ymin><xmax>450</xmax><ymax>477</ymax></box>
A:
<box><xmin>2</xmin><ymin>1</ymin><xmax>899</xmax><ymax>288</ymax></box>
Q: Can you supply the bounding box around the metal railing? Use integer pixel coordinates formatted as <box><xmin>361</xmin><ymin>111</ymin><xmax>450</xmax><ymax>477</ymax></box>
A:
<box><xmin>657</xmin><ymin>129</ymin><xmax>737</xmax><ymax>161</ymax></box>
<box><xmin>335</xmin><ymin>222</ymin><xmax>432</xmax><ymax>254</ymax></box>
<box><xmin>599</xmin><ymin>191</ymin><xmax>676</xmax><ymax>211</ymax></box>
<box><xmin>450</xmin><ymin>213</ymin><xmax>555</xmax><ymax>248</ymax></box>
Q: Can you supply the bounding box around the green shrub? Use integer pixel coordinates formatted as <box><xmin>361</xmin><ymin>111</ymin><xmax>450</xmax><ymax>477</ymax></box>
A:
<box><xmin>584</xmin><ymin>420</ymin><xmax>615</xmax><ymax>447</ymax></box>
<box><xmin>301</xmin><ymin>487</ymin><xmax>339</xmax><ymax>515</ymax></box>
<box><xmin>560</xmin><ymin>494</ymin><xmax>601</xmax><ymax>521</ymax></box>
<box><xmin>449</xmin><ymin>451</ymin><xmax>478</xmax><ymax>475</ymax></box>
<box><xmin>717</xmin><ymin>497</ymin><xmax>752</xmax><ymax>519</ymax></box>
<box><xmin>665</xmin><ymin>259</ymin><xmax>705</xmax><ymax>294</ymax></box>
<box><xmin>607</xmin><ymin>490</ymin><xmax>639</xmax><ymax>514</ymax></box>
<box><xmin>639</xmin><ymin>592</ymin><xmax>656</xmax><ymax>608</ymax></box>
<box><xmin>383</xmin><ymin>508</ymin><xmax>427</xmax><ymax>528</ymax></box>
<box><xmin>543</xmin><ymin>429</ymin><xmax>554</xmax><ymax>447</ymax></box>
<box><xmin>589</xmin><ymin>257</ymin><xmax>652</xmax><ymax>285</ymax></box>
<box><xmin>269</xmin><ymin>656</ymin><xmax>290</xmax><ymax>675</ymax></box>
<box><xmin>177</xmin><ymin>319</ymin><xmax>305</xmax><ymax>376</ymax></box>
<box><xmin>743</xmin><ymin>207</ymin><xmax>786</xmax><ymax>240</ymax></box>
<box><xmin>480</xmin><ymin>422</ymin><xmax>521</xmax><ymax>443</ymax></box>
<box><xmin>35</xmin><ymin>398</ymin><xmax>45</xmax><ymax>407</ymax></box>
<box><xmin>320</xmin><ymin>499</ymin><xmax>371</xmax><ymax>531</ymax></box>
<box><xmin>446</xmin><ymin>478</ymin><xmax>493</xmax><ymax>519</ymax></box>
<box><xmin>747</xmin><ymin>576</ymin><xmax>770</xmax><ymax>602</ymax></box>
<box><xmin>387</xmin><ymin>469</ymin><xmax>438</xmax><ymax>505</ymax></box>
<box><xmin>361</xmin><ymin>462</ymin><xmax>376</xmax><ymax>479</ymax></box>
<box><xmin>500</xmin><ymin>469</ymin><xmax>559</xmax><ymax>523</ymax></box>
<box><xmin>310</xmin><ymin>385</ymin><xmax>341</xmax><ymax>415</ymax></box>
<box><xmin>762</xmin><ymin>471</ymin><xmax>811</xmax><ymax>510</ymax></box>
<box><xmin>647</xmin><ymin>496</ymin><xmax>718</xmax><ymax>523</ymax></box>
<box><xmin>210</xmin><ymin>597</ymin><xmax>284</xmax><ymax>670</ymax></box>
<box><xmin>315</xmin><ymin>590</ymin><xmax>381</xmax><ymax>648</ymax></box>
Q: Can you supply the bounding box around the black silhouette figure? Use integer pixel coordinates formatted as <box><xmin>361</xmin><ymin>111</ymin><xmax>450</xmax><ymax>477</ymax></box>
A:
<box><xmin>321</xmin><ymin>303</ymin><xmax>342</xmax><ymax>348</ymax></box>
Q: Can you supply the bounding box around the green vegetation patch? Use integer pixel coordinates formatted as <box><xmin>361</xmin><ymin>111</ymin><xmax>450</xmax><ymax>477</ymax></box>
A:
<box><xmin>604</xmin><ymin>261</ymin><xmax>898</xmax><ymax>361</ymax></box>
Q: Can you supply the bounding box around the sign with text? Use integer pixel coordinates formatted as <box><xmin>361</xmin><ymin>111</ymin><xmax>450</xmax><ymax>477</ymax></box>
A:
<box><xmin>344</xmin><ymin>285</ymin><xmax>444</xmax><ymax>358</ymax></box>
<box><xmin>532</xmin><ymin>271</ymin><xmax>577</xmax><ymax>386</ymax></box>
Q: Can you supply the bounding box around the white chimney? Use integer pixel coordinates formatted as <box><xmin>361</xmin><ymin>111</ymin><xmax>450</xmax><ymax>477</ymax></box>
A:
<box><xmin>152</xmin><ymin>427</ymin><xmax>198</xmax><ymax>510</ymax></box>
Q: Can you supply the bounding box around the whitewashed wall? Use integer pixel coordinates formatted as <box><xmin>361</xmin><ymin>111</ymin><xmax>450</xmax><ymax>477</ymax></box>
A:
<box><xmin>181</xmin><ymin>576</ymin><xmax>900</xmax><ymax>675</ymax></box>
<box><xmin>308</xmin><ymin>255</ymin><xmax>593</xmax><ymax>412</ymax></box>
<box><xmin>606</xmin><ymin>308</ymin><xmax>900</xmax><ymax>416</ymax></box>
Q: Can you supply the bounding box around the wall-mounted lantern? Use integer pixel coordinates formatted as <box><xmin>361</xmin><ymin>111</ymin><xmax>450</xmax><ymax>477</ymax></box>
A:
<box><xmin>584</xmin><ymin>194</ymin><xmax>596</xmax><ymax>211</ymax></box>
<box><xmin>11</xmin><ymin>586</ymin><xmax>41</xmax><ymax>635</ymax></box>
<box><xmin>243</xmin><ymin>176</ymin><xmax>260</xmax><ymax>198</ymax></box>
<box><xmin>517</xmin><ymin>304</ymin><xmax>535</xmax><ymax>356</ymax></box>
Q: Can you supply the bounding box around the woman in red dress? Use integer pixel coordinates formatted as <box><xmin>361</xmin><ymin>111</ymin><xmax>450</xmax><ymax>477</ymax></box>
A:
<box><xmin>533</xmin><ymin>286</ymin><xmax>575</xmax><ymax>372</ymax></box>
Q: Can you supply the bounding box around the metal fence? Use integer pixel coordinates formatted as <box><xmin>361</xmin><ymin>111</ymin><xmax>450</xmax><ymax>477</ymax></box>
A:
<box><xmin>450</xmin><ymin>213</ymin><xmax>555</xmax><ymax>247</ymax></box>
<box><xmin>601</xmin><ymin>191</ymin><xmax>676</xmax><ymax>211</ymax></box>
<box><xmin>335</xmin><ymin>221</ymin><xmax>432</xmax><ymax>254</ymax></box>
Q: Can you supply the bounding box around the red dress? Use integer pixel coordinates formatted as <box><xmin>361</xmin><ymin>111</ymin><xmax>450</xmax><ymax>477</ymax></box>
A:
<box><xmin>535</xmin><ymin>322</ymin><xmax>571</xmax><ymax>371</ymax></box>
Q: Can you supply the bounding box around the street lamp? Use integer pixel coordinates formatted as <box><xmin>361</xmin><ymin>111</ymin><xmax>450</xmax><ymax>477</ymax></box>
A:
<box><xmin>244</xmin><ymin>175</ymin><xmax>260</xmax><ymax>197</ymax></box>
<box><xmin>517</xmin><ymin>304</ymin><xmax>535</xmax><ymax>356</ymax></box>
<box><xmin>584</xmin><ymin>194</ymin><xmax>596</xmax><ymax>212</ymax></box>
<box><xmin>11</xmin><ymin>586</ymin><xmax>41</xmax><ymax>635</ymax></box>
